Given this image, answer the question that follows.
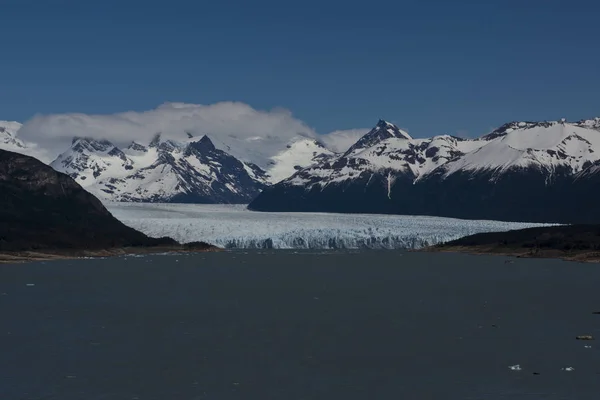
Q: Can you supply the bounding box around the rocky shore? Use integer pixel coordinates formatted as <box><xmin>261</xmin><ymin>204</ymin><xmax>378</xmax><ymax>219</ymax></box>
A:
<box><xmin>428</xmin><ymin>224</ymin><xmax>600</xmax><ymax>263</ymax></box>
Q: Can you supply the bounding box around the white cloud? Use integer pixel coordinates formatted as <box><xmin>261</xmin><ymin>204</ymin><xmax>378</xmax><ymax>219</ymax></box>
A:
<box><xmin>19</xmin><ymin>143</ymin><xmax>52</xmax><ymax>163</ymax></box>
<box><xmin>0</xmin><ymin>121</ymin><xmax>52</xmax><ymax>163</ymax></box>
<box><xmin>16</xmin><ymin>102</ymin><xmax>369</xmax><ymax>168</ymax></box>
<box><xmin>320</xmin><ymin>128</ymin><xmax>370</xmax><ymax>153</ymax></box>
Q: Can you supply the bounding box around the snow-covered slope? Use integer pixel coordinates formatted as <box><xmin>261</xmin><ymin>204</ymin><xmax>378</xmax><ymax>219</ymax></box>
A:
<box><xmin>51</xmin><ymin>134</ymin><xmax>267</xmax><ymax>203</ymax></box>
<box><xmin>107</xmin><ymin>203</ymin><xmax>548</xmax><ymax>249</ymax></box>
<box><xmin>266</xmin><ymin>138</ymin><xmax>335</xmax><ymax>183</ymax></box>
<box><xmin>442</xmin><ymin>120</ymin><xmax>600</xmax><ymax>178</ymax></box>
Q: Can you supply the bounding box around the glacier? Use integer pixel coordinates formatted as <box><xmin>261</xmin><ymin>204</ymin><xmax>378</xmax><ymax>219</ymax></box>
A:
<box><xmin>106</xmin><ymin>203</ymin><xmax>549</xmax><ymax>250</ymax></box>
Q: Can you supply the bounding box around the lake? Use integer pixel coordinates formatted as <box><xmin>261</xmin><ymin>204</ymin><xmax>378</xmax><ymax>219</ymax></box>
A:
<box><xmin>1</xmin><ymin>251</ymin><xmax>599</xmax><ymax>399</ymax></box>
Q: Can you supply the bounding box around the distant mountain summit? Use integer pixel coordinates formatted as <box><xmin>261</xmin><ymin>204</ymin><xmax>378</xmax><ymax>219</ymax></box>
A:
<box><xmin>343</xmin><ymin>119</ymin><xmax>412</xmax><ymax>157</ymax></box>
<box><xmin>249</xmin><ymin>118</ymin><xmax>600</xmax><ymax>224</ymax></box>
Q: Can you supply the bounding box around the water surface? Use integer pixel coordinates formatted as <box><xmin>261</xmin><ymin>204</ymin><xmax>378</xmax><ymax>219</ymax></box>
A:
<box><xmin>1</xmin><ymin>251</ymin><xmax>599</xmax><ymax>399</ymax></box>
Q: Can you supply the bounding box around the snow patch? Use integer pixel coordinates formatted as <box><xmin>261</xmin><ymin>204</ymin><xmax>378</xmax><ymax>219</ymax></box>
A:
<box><xmin>266</xmin><ymin>139</ymin><xmax>335</xmax><ymax>183</ymax></box>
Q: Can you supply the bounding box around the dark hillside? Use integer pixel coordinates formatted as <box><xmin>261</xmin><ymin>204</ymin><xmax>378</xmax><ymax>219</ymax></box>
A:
<box><xmin>0</xmin><ymin>149</ymin><xmax>211</xmax><ymax>253</ymax></box>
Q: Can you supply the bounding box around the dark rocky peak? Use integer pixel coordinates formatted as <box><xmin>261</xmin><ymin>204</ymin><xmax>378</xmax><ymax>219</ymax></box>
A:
<box><xmin>188</xmin><ymin>135</ymin><xmax>216</xmax><ymax>153</ymax></box>
<box><xmin>156</xmin><ymin>149</ymin><xmax>177</xmax><ymax>166</ymax></box>
<box><xmin>245</xmin><ymin>161</ymin><xmax>269</xmax><ymax>181</ymax></box>
<box><xmin>157</xmin><ymin>140</ymin><xmax>183</xmax><ymax>153</ymax></box>
<box><xmin>147</xmin><ymin>133</ymin><xmax>183</xmax><ymax>154</ymax></box>
<box><xmin>149</xmin><ymin>133</ymin><xmax>162</xmax><ymax>147</ymax></box>
<box><xmin>127</xmin><ymin>141</ymin><xmax>148</xmax><ymax>153</ymax></box>
<box><xmin>373</xmin><ymin>119</ymin><xmax>412</xmax><ymax>139</ymax></box>
<box><xmin>107</xmin><ymin>146</ymin><xmax>128</xmax><ymax>162</ymax></box>
<box><xmin>481</xmin><ymin>121</ymin><xmax>556</xmax><ymax>141</ymax></box>
<box><xmin>71</xmin><ymin>137</ymin><xmax>115</xmax><ymax>153</ymax></box>
<box><xmin>343</xmin><ymin>120</ymin><xmax>411</xmax><ymax>157</ymax></box>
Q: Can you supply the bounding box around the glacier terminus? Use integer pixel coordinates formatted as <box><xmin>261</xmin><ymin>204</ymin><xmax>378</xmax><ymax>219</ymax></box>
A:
<box><xmin>107</xmin><ymin>203</ymin><xmax>549</xmax><ymax>250</ymax></box>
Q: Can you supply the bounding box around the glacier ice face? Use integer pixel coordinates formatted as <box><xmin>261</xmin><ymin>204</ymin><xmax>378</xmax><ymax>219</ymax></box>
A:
<box><xmin>106</xmin><ymin>203</ymin><xmax>550</xmax><ymax>250</ymax></box>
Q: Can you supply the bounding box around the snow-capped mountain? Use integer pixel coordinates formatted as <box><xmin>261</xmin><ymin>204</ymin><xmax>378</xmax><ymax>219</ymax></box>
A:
<box><xmin>343</xmin><ymin>119</ymin><xmax>412</xmax><ymax>157</ymax></box>
<box><xmin>249</xmin><ymin>118</ymin><xmax>600</xmax><ymax>224</ymax></box>
<box><xmin>49</xmin><ymin>129</ymin><xmax>340</xmax><ymax>201</ymax></box>
<box><xmin>51</xmin><ymin>137</ymin><xmax>135</xmax><ymax>185</ymax></box>
<box><xmin>51</xmin><ymin>134</ymin><xmax>268</xmax><ymax>203</ymax></box>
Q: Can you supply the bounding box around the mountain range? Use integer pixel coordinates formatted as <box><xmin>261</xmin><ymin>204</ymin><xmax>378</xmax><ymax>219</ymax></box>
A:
<box><xmin>249</xmin><ymin>118</ymin><xmax>600</xmax><ymax>224</ymax></box>
<box><xmin>3</xmin><ymin>117</ymin><xmax>600</xmax><ymax>223</ymax></box>
<box><xmin>50</xmin><ymin>134</ymin><xmax>269</xmax><ymax>203</ymax></box>
<box><xmin>1</xmin><ymin>121</ymin><xmax>333</xmax><ymax>203</ymax></box>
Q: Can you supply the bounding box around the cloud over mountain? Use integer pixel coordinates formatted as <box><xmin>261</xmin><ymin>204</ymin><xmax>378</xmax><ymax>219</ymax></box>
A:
<box><xmin>319</xmin><ymin>128</ymin><xmax>370</xmax><ymax>152</ymax></box>
<box><xmin>17</xmin><ymin>102</ymin><xmax>365</xmax><ymax>168</ymax></box>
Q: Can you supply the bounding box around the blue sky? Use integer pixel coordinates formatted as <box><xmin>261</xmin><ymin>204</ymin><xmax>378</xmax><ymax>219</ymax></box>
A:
<box><xmin>1</xmin><ymin>0</ymin><xmax>599</xmax><ymax>138</ymax></box>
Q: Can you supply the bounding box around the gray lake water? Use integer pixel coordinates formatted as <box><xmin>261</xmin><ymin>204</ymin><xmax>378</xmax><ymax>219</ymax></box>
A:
<box><xmin>1</xmin><ymin>251</ymin><xmax>599</xmax><ymax>400</ymax></box>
